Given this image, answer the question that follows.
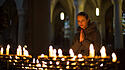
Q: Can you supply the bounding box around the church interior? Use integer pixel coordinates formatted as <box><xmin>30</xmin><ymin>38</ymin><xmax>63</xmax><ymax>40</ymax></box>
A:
<box><xmin>0</xmin><ymin>0</ymin><xmax>125</xmax><ymax>70</ymax></box>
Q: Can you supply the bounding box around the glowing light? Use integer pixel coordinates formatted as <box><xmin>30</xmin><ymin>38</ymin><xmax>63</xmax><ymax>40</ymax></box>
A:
<box><xmin>96</xmin><ymin>8</ymin><xmax>99</xmax><ymax>16</ymax></box>
<box><xmin>0</xmin><ymin>47</ymin><xmax>3</xmax><ymax>55</ymax></box>
<box><xmin>100</xmin><ymin>46</ymin><xmax>107</xmax><ymax>58</ymax></box>
<box><xmin>53</xmin><ymin>49</ymin><xmax>57</xmax><ymax>57</ymax></box>
<box><xmin>58</xmin><ymin>48</ymin><xmax>63</xmax><ymax>57</ymax></box>
<box><xmin>6</xmin><ymin>44</ymin><xmax>10</xmax><ymax>55</ymax></box>
<box><xmin>60</xmin><ymin>12</ymin><xmax>64</xmax><ymax>20</ymax></box>
<box><xmin>112</xmin><ymin>52</ymin><xmax>117</xmax><ymax>62</ymax></box>
<box><xmin>89</xmin><ymin>44</ymin><xmax>95</xmax><ymax>57</ymax></box>
<box><xmin>33</xmin><ymin>58</ymin><xmax>35</xmax><ymax>63</ymax></box>
<box><xmin>49</xmin><ymin>45</ymin><xmax>53</xmax><ymax>57</ymax></box>
<box><xmin>69</xmin><ymin>49</ymin><xmax>74</xmax><ymax>57</ymax></box>
<box><xmin>78</xmin><ymin>54</ymin><xmax>82</xmax><ymax>58</ymax></box>
<box><xmin>17</xmin><ymin>45</ymin><xmax>22</xmax><ymax>56</ymax></box>
<box><xmin>23</xmin><ymin>47</ymin><xmax>29</xmax><ymax>56</ymax></box>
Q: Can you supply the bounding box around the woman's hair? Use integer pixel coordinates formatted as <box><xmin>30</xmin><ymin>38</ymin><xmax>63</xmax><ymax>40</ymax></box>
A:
<box><xmin>77</xmin><ymin>12</ymin><xmax>90</xmax><ymax>23</ymax></box>
<box><xmin>77</xmin><ymin>12</ymin><xmax>89</xmax><ymax>20</ymax></box>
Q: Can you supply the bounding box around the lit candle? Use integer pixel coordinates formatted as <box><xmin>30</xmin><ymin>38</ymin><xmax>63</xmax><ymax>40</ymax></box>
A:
<box><xmin>78</xmin><ymin>54</ymin><xmax>84</xmax><ymax>61</ymax></box>
<box><xmin>53</xmin><ymin>49</ymin><xmax>57</xmax><ymax>58</ymax></box>
<box><xmin>78</xmin><ymin>54</ymin><xmax>82</xmax><ymax>58</ymax></box>
<box><xmin>89</xmin><ymin>44</ymin><xmax>95</xmax><ymax>58</ymax></box>
<box><xmin>0</xmin><ymin>47</ymin><xmax>3</xmax><ymax>55</ymax></box>
<box><xmin>100</xmin><ymin>46</ymin><xmax>107</xmax><ymax>58</ymax></box>
<box><xmin>40</xmin><ymin>54</ymin><xmax>44</xmax><ymax>58</ymax></box>
<box><xmin>69</xmin><ymin>49</ymin><xmax>74</xmax><ymax>57</ymax></box>
<box><xmin>112</xmin><ymin>52</ymin><xmax>117</xmax><ymax>62</ymax></box>
<box><xmin>36</xmin><ymin>59</ymin><xmax>41</xmax><ymax>67</ymax></box>
<box><xmin>17</xmin><ymin>45</ymin><xmax>22</xmax><ymax>56</ymax></box>
<box><xmin>23</xmin><ymin>47</ymin><xmax>29</xmax><ymax>56</ymax></box>
<box><xmin>6</xmin><ymin>44</ymin><xmax>10</xmax><ymax>55</ymax></box>
<box><xmin>33</xmin><ymin>58</ymin><xmax>35</xmax><ymax>63</ymax></box>
<box><xmin>49</xmin><ymin>45</ymin><xmax>53</xmax><ymax>57</ymax></box>
<box><xmin>58</xmin><ymin>48</ymin><xmax>63</xmax><ymax>57</ymax></box>
<box><xmin>42</xmin><ymin>61</ymin><xmax>47</xmax><ymax>67</ymax></box>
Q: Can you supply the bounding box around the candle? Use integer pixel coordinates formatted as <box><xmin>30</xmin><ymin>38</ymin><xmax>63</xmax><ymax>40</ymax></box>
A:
<box><xmin>53</xmin><ymin>49</ymin><xmax>57</xmax><ymax>58</ymax></box>
<box><xmin>69</xmin><ymin>49</ymin><xmax>74</xmax><ymax>57</ymax></box>
<box><xmin>78</xmin><ymin>54</ymin><xmax>84</xmax><ymax>61</ymax></box>
<box><xmin>23</xmin><ymin>47</ymin><xmax>29</xmax><ymax>56</ymax></box>
<box><xmin>112</xmin><ymin>52</ymin><xmax>117</xmax><ymax>62</ymax></box>
<box><xmin>42</xmin><ymin>61</ymin><xmax>47</xmax><ymax>67</ymax></box>
<box><xmin>100</xmin><ymin>46</ymin><xmax>107</xmax><ymax>58</ymax></box>
<box><xmin>6</xmin><ymin>44</ymin><xmax>10</xmax><ymax>55</ymax></box>
<box><xmin>36</xmin><ymin>59</ymin><xmax>41</xmax><ymax>67</ymax></box>
<box><xmin>40</xmin><ymin>54</ymin><xmax>44</xmax><ymax>58</ymax></box>
<box><xmin>17</xmin><ymin>45</ymin><xmax>22</xmax><ymax>56</ymax></box>
<box><xmin>78</xmin><ymin>54</ymin><xmax>82</xmax><ymax>58</ymax></box>
<box><xmin>33</xmin><ymin>58</ymin><xmax>35</xmax><ymax>63</ymax></box>
<box><xmin>0</xmin><ymin>47</ymin><xmax>3</xmax><ymax>55</ymax></box>
<box><xmin>49</xmin><ymin>45</ymin><xmax>53</xmax><ymax>57</ymax></box>
<box><xmin>89</xmin><ymin>44</ymin><xmax>95</xmax><ymax>58</ymax></box>
<box><xmin>58</xmin><ymin>48</ymin><xmax>63</xmax><ymax>57</ymax></box>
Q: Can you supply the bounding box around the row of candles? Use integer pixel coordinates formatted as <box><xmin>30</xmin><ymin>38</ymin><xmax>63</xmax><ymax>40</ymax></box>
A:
<box><xmin>46</xmin><ymin>44</ymin><xmax>117</xmax><ymax>62</ymax></box>
<box><xmin>0</xmin><ymin>44</ymin><xmax>31</xmax><ymax>57</ymax></box>
<box><xmin>0</xmin><ymin>43</ymin><xmax>118</xmax><ymax>70</ymax></box>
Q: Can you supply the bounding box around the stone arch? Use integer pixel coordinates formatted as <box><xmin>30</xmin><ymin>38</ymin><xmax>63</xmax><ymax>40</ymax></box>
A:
<box><xmin>51</xmin><ymin>0</ymin><xmax>75</xmax><ymax>49</ymax></box>
<box><xmin>0</xmin><ymin>0</ymin><xmax>18</xmax><ymax>50</ymax></box>
<box><xmin>105</xmin><ymin>5</ymin><xmax>114</xmax><ymax>48</ymax></box>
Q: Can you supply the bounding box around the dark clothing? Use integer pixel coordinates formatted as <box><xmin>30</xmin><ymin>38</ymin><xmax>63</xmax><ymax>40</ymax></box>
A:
<box><xmin>71</xmin><ymin>22</ymin><xmax>101</xmax><ymax>56</ymax></box>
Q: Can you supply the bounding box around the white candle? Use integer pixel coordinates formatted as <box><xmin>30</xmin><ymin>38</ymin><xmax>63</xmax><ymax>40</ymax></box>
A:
<box><xmin>69</xmin><ymin>49</ymin><xmax>74</xmax><ymax>57</ymax></box>
<box><xmin>58</xmin><ymin>49</ymin><xmax>63</xmax><ymax>57</ymax></box>
<box><xmin>33</xmin><ymin>58</ymin><xmax>35</xmax><ymax>63</ymax></box>
<box><xmin>23</xmin><ymin>47</ymin><xmax>29</xmax><ymax>56</ymax></box>
<box><xmin>17</xmin><ymin>45</ymin><xmax>22</xmax><ymax>56</ymax></box>
<box><xmin>100</xmin><ymin>46</ymin><xmax>107</xmax><ymax>58</ymax></box>
<box><xmin>49</xmin><ymin>45</ymin><xmax>53</xmax><ymax>57</ymax></box>
<box><xmin>112</xmin><ymin>52</ymin><xmax>117</xmax><ymax>62</ymax></box>
<box><xmin>6</xmin><ymin>44</ymin><xmax>10</xmax><ymax>55</ymax></box>
<box><xmin>89</xmin><ymin>44</ymin><xmax>95</xmax><ymax>57</ymax></box>
<box><xmin>0</xmin><ymin>47</ymin><xmax>3</xmax><ymax>55</ymax></box>
<box><xmin>53</xmin><ymin>49</ymin><xmax>57</xmax><ymax>57</ymax></box>
<box><xmin>78</xmin><ymin>54</ymin><xmax>82</xmax><ymax>58</ymax></box>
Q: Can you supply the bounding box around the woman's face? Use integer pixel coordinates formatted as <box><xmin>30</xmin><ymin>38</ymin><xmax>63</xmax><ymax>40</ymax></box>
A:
<box><xmin>77</xmin><ymin>15</ymin><xmax>89</xmax><ymax>29</ymax></box>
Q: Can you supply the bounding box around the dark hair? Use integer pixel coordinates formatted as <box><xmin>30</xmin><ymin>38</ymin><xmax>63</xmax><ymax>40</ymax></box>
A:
<box><xmin>77</xmin><ymin>12</ymin><xmax>89</xmax><ymax>20</ymax></box>
<box><xmin>77</xmin><ymin>12</ymin><xmax>90</xmax><ymax>23</ymax></box>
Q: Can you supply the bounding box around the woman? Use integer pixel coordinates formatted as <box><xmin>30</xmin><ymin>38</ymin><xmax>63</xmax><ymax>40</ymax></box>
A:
<box><xmin>71</xmin><ymin>12</ymin><xmax>101</xmax><ymax>55</ymax></box>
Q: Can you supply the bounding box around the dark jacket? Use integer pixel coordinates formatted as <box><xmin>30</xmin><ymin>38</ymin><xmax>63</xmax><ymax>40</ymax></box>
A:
<box><xmin>71</xmin><ymin>22</ymin><xmax>101</xmax><ymax>55</ymax></box>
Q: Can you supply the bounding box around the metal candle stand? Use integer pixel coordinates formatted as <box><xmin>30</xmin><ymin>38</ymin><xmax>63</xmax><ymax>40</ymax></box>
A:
<box><xmin>0</xmin><ymin>54</ymin><xmax>120</xmax><ymax>70</ymax></box>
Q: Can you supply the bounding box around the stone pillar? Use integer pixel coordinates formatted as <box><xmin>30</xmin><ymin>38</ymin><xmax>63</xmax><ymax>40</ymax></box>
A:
<box><xmin>15</xmin><ymin>0</ymin><xmax>25</xmax><ymax>45</ymax></box>
<box><xmin>78</xmin><ymin>0</ymin><xmax>86</xmax><ymax>12</ymax></box>
<box><xmin>112</xmin><ymin>0</ymin><xmax>123</xmax><ymax>49</ymax></box>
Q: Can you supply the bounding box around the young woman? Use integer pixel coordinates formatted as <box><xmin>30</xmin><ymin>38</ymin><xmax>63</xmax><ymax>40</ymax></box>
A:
<box><xmin>71</xmin><ymin>12</ymin><xmax>101</xmax><ymax>55</ymax></box>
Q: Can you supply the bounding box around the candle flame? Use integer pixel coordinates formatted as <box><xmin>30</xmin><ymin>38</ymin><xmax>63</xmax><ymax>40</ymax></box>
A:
<box><xmin>112</xmin><ymin>52</ymin><xmax>117</xmax><ymax>62</ymax></box>
<box><xmin>6</xmin><ymin>44</ymin><xmax>10</xmax><ymax>55</ymax></box>
<box><xmin>49</xmin><ymin>45</ymin><xmax>53</xmax><ymax>57</ymax></box>
<box><xmin>0</xmin><ymin>47</ymin><xmax>3</xmax><ymax>55</ymax></box>
<box><xmin>23</xmin><ymin>47</ymin><xmax>29</xmax><ymax>56</ymax></box>
<box><xmin>69</xmin><ymin>49</ymin><xmax>74</xmax><ymax>57</ymax></box>
<box><xmin>58</xmin><ymin>48</ymin><xmax>63</xmax><ymax>57</ymax></box>
<box><xmin>36</xmin><ymin>59</ymin><xmax>39</xmax><ymax>63</ymax></box>
<box><xmin>17</xmin><ymin>45</ymin><xmax>22</xmax><ymax>56</ymax></box>
<box><xmin>53</xmin><ymin>49</ymin><xmax>57</xmax><ymax>57</ymax></box>
<box><xmin>78</xmin><ymin>54</ymin><xmax>82</xmax><ymax>58</ymax></box>
<box><xmin>89</xmin><ymin>44</ymin><xmax>95</xmax><ymax>57</ymax></box>
<box><xmin>33</xmin><ymin>58</ymin><xmax>35</xmax><ymax>63</ymax></box>
<box><xmin>40</xmin><ymin>54</ymin><xmax>44</xmax><ymax>58</ymax></box>
<box><xmin>100</xmin><ymin>46</ymin><xmax>107</xmax><ymax>58</ymax></box>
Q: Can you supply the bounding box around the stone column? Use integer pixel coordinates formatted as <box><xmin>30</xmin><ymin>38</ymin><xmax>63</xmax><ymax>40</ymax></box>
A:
<box><xmin>112</xmin><ymin>0</ymin><xmax>123</xmax><ymax>49</ymax></box>
<box><xmin>15</xmin><ymin>0</ymin><xmax>25</xmax><ymax>45</ymax></box>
